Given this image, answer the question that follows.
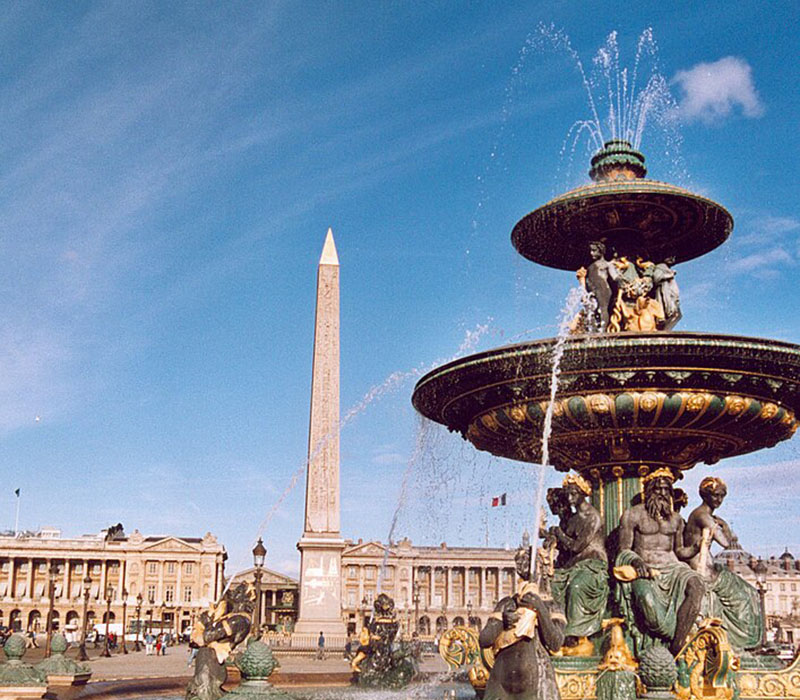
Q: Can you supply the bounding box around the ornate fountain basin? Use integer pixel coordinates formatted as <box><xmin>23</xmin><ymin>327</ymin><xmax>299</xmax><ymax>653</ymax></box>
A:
<box><xmin>511</xmin><ymin>179</ymin><xmax>733</xmax><ymax>270</ymax></box>
<box><xmin>412</xmin><ymin>333</ymin><xmax>800</xmax><ymax>477</ymax></box>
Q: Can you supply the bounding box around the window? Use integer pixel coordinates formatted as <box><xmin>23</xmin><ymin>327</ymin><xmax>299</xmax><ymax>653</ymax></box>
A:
<box><xmin>148</xmin><ymin>562</ymin><xmax>158</xmax><ymax>574</ymax></box>
<box><xmin>147</xmin><ymin>584</ymin><xmax>156</xmax><ymax>602</ymax></box>
<box><xmin>348</xmin><ymin>566</ymin><xmax>356</xmax><ymax>578</ymax></box>
<box><xmin>92</xmin><ymin>564</ymin><xmax>101</xmax><ymax>574</ymax></box>
<box><xmin>72</xmin><ymin>563</ymin><xmax>83</xmax><ymax>574</ymax></box>
<box><xmin>366</xmin><ymin>567</ymin><xmax>375</xmax><ymax>580</ymax></box>
<box><xmin>183</xmin><ymin>586</ymin><xmax>192</xmax><ymax>602</ymax></box>
<box><xmin>781</xmin><ymin>583</ymin><xmax>786</xmax><ymax>592</ymax></box>
<box><xmin>165</xmin><ymin>585</ymin><xmax>174</xmax><ymax>603</ymax></box>
<box><xmin>348</xmin><ymin>591</ymin><xmax>356</xmax><ymax>607</ymax></box>
<box><xmin>109</xmin><ymin>562</ymin><xmax>119</xmax><ymax>573</ymax></box>
<box><xmin>184</xmin><ymin>562</ymin><xmax>193</xmax><ymax>575</ymax></box>
<box><xmin>167</xmin><ymin>562</ymin><xmax>175</xmax><ymax>574</ymax></box>
<box><xmin>792</xmin><ymin>583</ymin><xmax>797</xmax><ymax>592</ymax></box>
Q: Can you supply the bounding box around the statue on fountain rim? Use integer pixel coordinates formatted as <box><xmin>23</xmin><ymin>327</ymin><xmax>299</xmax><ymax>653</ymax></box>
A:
<box><xmin>614</xmin><ymin>467</ymin><xmax>705</xmax><ymax>656</ymax></box>
<box><xmin>547</xmin><ymin>473</ymin><xmax>609</xmax><ymax>656</ymax></box>
<box><xmin>478</xmin><ymin>546</ymin><xmax>565</xmax><ymax>700</ymax></box>
<box><xmin>684</xmin><ymin>476</ymin><xmax>764</xmax><ymax>651</ymax></box>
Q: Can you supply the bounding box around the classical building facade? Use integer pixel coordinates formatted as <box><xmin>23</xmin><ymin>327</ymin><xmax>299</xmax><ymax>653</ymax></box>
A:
<box><xmin>340</xmin><ymin>538</ymin><xmax>518</xmax><ymax>637</ymax></box>
<box><xmin>228</xmin><ymin>567</ymin><xmax>299</xmax><ymax>635</ymax></box>
<box><xmin>0</xmin><ymin>526</ymin><xmax>226</xmax><ymax>636</ymax></box>
<box><xmin>717</xmin><ymin>546</ymin><xmax>800</xmax><ymax>646</ymax></box>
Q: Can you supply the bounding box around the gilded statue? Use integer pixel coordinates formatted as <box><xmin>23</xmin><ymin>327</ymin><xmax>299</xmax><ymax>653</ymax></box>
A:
<box><xmin>684</xmin><ymin>476</ymin><xmax>764</xmax><ymax>650</ymax></box>
<box><xmin>478</xmin><ymin>547</ymin><xmax>565</xmax><ymax>700</ymax></box>
<box><xmin>614</xmin><ymin>468</ymin><xmax>704</xmax><ymax>655</ymax></box>
<box><xmin>547</xmin><ymin>474</ymin><xmax>609</xmax><ymax>656</ymax></box>
<box><xmin>186</xmin><ymin>583</ymin><xmax>254</xmax><ymax>700</ymax></box>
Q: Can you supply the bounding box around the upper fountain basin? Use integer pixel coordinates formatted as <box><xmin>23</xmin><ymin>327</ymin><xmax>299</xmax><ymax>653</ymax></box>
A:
<box><xmin>411</xmin><ymin>332</ymin><xmax>800</xmax><ymax>476</ymax></box>
<box><xmin>511</xmin><ymin>178</ymin><xmax>733</xmax><ymax>270</ymax></box>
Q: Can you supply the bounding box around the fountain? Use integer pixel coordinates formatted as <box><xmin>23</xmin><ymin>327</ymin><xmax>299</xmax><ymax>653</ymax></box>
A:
<box><xmin>412</xmin><ymin>135</ymin><xmax>800</xmax><ymax>699</ymax></box>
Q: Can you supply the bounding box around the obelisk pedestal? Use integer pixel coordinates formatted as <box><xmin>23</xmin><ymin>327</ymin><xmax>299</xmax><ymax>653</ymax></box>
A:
<box><xmin>294</xmin><ymin>229</ymin><xmax>347</xmax><ymax>642</ymax></box>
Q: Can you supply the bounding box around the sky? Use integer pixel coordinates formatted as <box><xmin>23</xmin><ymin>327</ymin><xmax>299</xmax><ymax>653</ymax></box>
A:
<box><xmin>1</xmin><ymin>1</ymin><xmax>799</xmax><ymax>580</ymax></box>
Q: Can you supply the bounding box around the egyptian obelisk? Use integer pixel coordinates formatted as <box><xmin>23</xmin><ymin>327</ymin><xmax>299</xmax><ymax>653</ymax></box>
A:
<box><xmin>294</xmin><ymin>228</ymin><xmax>347</xmax><ymax>638</ymax></box>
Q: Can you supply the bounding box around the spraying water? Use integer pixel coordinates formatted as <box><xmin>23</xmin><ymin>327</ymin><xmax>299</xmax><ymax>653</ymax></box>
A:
<box><xmin>529</xmin><ymin>286</ymin><xmax>591</xmax><ymax>578</ymax></box>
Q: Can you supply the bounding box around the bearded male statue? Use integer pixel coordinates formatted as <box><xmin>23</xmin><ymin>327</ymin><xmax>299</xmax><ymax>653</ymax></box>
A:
<box><xmin>615</xmin><ymin>468</ymin><xmax>704</xmax><ymax>655</ymax></box>
<box><xmin>684</xmin><ymin>476</ymin><xmax>764</xmax><ymax>650</ymax></box>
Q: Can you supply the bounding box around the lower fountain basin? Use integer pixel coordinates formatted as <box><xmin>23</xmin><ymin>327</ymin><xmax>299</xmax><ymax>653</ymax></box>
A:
<box><xmin>412</xmin><ymin>332</ymin><xmax>800</xmax><ymax>476</ymax></box>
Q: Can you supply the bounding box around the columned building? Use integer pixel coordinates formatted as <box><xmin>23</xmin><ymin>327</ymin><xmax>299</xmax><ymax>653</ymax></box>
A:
<box><xmin>229</xmin><ymin>567</ymin><xmax>299</xmax><ymax>635</ymax></box>
<box><xmin>0</xmin><ymin>526</ymin><xmax>225</xmax><ymax>637</ymax></box>
<box><xmin>341</xmin><ymin>538</ymin><xmax>518</xmax><ymax>638</ymax></box>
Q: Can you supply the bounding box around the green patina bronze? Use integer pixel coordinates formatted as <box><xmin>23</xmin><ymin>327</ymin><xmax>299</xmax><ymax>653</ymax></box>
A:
<box><xmin>0</xmin><ymin>634</ymin><xmax>47</xmax><ymax>686</ymax></box>
<box><xmin>36</xmin><ymin>634</ymin><xmax>91</xmax><ymax>677</ymax></box>
<box><xmin>224</xmin><ymin>639</ymin><xmax>292</xmax><ymax>700</ymax></box>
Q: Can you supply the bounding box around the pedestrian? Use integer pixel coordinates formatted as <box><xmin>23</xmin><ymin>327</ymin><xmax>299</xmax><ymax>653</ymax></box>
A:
<box><xmin>145</xmin><ymin>631</ymin><xmax>155</xmax><ymax>655</ymax></box>
<box><xmin>160</xmin><ymin>633</ymin><xmax>167</xmax><ymax>655</ymax></box>
<box><xmin>155</xmin><ymin>635</ymin><xmax>162</xmax><ymax>656</ymax></box>
<box><xmin>316</xmin><ymin>631</ymin><xmax>325</xmax><ymax>660</ymax></box>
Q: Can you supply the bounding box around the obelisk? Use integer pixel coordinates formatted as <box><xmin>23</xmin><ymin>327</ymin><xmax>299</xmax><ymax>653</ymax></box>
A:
<box><xmin>294</xmin><ymin>228</ymin><xmax>347</xmax><ymax>639</ymax></box>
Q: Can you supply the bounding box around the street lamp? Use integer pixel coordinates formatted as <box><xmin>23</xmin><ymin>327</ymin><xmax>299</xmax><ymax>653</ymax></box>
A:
<box><xmin>120</xmin><ymin>588</ymin><xmax>128</xmax><ymax>654</ymax></box>
<box><xmin>252</xmin><ymin>538</ymin><xmax>266</xmax><ymax>638</ymax></box>
<box><xmin>160</xmin><ymin>603</ymin><xmax>166</xmax><ymax>638</ymax></box>
<box><xmin>78</xmin><ymin>574</ymin><xmax>92</xmax><ymax>661</ymax></box>
<box><xmin>134</xmin><ymin>593</ymin><xmax>143</xmax><ymax>652</ymax></box>
<box><xmin>44</xmin><ymin>563</ymin><xmax>59</xmax><ymax>657</ymax></box>
<box><xmin>102</xmin><ymin>586</ymin><xmax>113</xmax><ymax>658</ymax></box>
<box><xmin>147</xmin><ymin>594</ymin><xmax>154</xmax><ymax>635</ymax></box>
<box><xmin>362</xmin><ymin>595</ymin><xmax>371</xmax><ymax>631</ymax></box>
<box><xmin>412</xmin><ymin>581</ymin><xmax>421</xmax><ymax>634</ymax></box>
<box><xmin>467</xmin><ymin>600</ymin><xmax>473</xmax><ymax>628</ymax></box>
<box><xmin>755</xmin><ymin>558</ymin><xmax>769</xmax><ymax>648</ymax></box>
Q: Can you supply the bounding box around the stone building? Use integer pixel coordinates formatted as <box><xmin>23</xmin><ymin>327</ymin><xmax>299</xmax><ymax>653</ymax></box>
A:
<box><xmin>0</xmin><ymin>525</ymin><xmax>226</xmax><ymax>637</ymax></box>
<box><xmin>717</xmin><ymin>546</ymin><xmax>800</xmax><ymax>646</ymax></box>
<box><xmin>340</xmin><ymin>537</ymin><xmax>518</xmax><ymax>638</ymax></box>
<box><xmin>228</xmin><ymin>567</ymin><xmax>299</xmax><ymax>635</ymax></box>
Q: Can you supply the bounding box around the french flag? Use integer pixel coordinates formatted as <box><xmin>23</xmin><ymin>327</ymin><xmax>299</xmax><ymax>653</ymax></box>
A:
<box><xmin>491</xmin><ymin>493</ymin><xmax>507</xmax><ymax>507</ymax></box>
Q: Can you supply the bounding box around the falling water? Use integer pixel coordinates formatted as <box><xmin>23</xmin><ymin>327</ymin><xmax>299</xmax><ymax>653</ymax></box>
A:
<box><xmin>529</xmin><ymin>286</ymin><xmax>591</xmax><ymax>576</ymax></box>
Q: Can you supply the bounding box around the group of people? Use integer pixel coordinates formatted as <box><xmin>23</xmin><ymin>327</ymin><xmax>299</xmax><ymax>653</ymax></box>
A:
<box><xmin>575</xmin><ymin>240</ymin><xmax>682</xmax><ymax>333</ymax></box>
<box><xmin>144</xmin><ymin>631</ymin><xmax>172</xmax><ymax>655</ymax></box>
<box><xmin>477</xmin><ymin>470</ymin><xmax>762</xmax><ymax>700</ymax></box>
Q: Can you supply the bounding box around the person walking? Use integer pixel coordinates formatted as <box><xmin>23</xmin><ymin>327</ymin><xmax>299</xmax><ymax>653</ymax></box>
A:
<box><xmin>145</xmin><ymin>631</ymin><xmax>155</xmax><ymax>655</ymax></box>
<box><xmin>316</xmin><ymin>631</ymin><xmax>325</xmax><ymax>660</ymax></box>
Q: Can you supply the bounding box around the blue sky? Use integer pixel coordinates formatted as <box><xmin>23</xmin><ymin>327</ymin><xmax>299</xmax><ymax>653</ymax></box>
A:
<box><xmin>2</xmin><ymin>2</ymin><xmax>799</xmax><ymax>579</ymax></box>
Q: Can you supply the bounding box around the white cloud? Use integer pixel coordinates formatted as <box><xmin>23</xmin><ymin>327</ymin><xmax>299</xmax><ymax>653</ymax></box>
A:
<box><xmin>726</xmin><ymin>247</ymin><xmax>793</xmax><ymax>275</ymax></box>
<box><xmin>673</xmin><ymin>56</ymin><xmax>764</xmax><ymax>123</ymax></box>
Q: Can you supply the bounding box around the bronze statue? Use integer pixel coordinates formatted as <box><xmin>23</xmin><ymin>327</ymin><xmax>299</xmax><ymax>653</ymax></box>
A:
<box><xmin>579</xmin><ymin>240</ymin><xmax>615</xmax><ymax>332</ymax></box>
<box><xmin>648</xmin><ymin>256</ymin><xmax>681</xmax><ymax>330</ymax></box>
<box><xmin>478</xmin><ymin>547</ymin><xmax>565</xmax><ymax>700</ymax></box>
<box><xmin>350</xmin><ymin>593</ymin><xmax>415</xmax><ymax>688</ymax></box>
<box><xmin>684</xmin><ymin>476</ymin><xmax>764</xmax><ymax>650</ymax></box>
<box><xmin>186</xmin><ymin>583</ymin><xmax>254</xmax><ymax>700</ymax></box>
<box><xmin>547</xmin><ymin>474</ymin><xmax>608</xmax><ymax>656</ymax></box>
<box><xmin>614</xmin><ymin>468</ymin><xmax>704</xmax><ymax>655</ymax></box>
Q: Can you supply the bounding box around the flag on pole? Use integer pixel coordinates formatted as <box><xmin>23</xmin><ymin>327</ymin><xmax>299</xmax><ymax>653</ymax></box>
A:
<box><xmin>491</xmin><ymin>493</ymin><xmax>507</xmax><ymax>507</ymax></box>
<box><xmin>14</xmin><ymin>489</ymin><xmax>20</xmax><ymax>497</ymax></box>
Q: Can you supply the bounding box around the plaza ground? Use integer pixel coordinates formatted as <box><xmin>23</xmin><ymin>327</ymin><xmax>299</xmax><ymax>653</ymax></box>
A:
<box><xmin>19</xmin><ymin>643</ymin><xmax>449</xmax><ymax>684</ymax></box>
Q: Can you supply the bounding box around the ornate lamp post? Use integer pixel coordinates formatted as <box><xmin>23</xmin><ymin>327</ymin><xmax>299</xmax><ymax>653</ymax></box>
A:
<box><xmin>134</xmin><ymin>593</ymin><xmax>143</xmax><ymax>651</ymax></box>
<box><xmin>102</xmin><ymin>586</ymin><xmax>113</xmax><ymax>658</ymax></box>
<box><xmin>78</xmin><ymin>574</ymin><xmax>92</xmax><ymax>661</ymax></box>
<box><xmin>147</xmin><ymin>594</ymin><xmax>155</xmax><ymax>634</ymax></box>
<box><xmin>361</xmin><ymin>595</ymin><xmax>370</xmax><ymax>631</ymax></box>
<box><xmin>120</xmin><ymin>588</ymin><xmax>128</xmax><ymax>654</ymax></box>
<box><xmin>467</xmin><ymin>599</ymin><xmax>473</xmax><ymax>628</ymax></box>
<box><xmin>44</xmin><ymin>563</ymin><xmax>59</xmax><ymax>657</ymax></box>
<box><xmin>755</xmin><ymin>558</ymin><xmax>769</xmax><ymax>648</ymax></box>
<box><xmin>252</xmin><ymin>538</ymin><xmax>266</xmax><ymax>638</ymax></box>
<box><xmin>160</xmin><ymin>603</ymin><xmax>165</xmax><ymax>638</ymax></box>
<box><xmin>412</xmin><ymin>581</ymin><xmax>420</xmax><ymax>634</ymax></box>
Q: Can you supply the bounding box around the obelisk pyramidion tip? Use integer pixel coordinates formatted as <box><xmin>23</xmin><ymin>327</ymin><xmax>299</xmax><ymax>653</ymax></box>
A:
<box><xmin>319</xmin><ymin>227</ymin><xmax>339</xmax><ymax>266</ymax></box>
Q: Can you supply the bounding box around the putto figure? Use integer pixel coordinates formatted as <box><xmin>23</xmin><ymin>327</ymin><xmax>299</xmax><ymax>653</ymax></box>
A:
<box><xmin>478</xmin><ymin>547</ymin><xmax>565</xmax><ymax>700</ymax></box>
<box><xmin>548</xmin><ymin>473</ymin><xmax>609</xmax><ymax>656</ymax></box>
<box><xmin>615</xmin><ymin>468</ymin><xmax>704</xmax><ymax>655</ymax></box>
<box><xmin>684</xmin><ymin>476</ymin><xmax>764</xmax><ymax>650</ymax></box>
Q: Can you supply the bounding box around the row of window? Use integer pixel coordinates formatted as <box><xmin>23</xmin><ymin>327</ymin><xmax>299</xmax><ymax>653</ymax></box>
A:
<box><xmin>1</xmin><ymin>561</ymin><xmax>199</xmax><ymax>576</ymax></box>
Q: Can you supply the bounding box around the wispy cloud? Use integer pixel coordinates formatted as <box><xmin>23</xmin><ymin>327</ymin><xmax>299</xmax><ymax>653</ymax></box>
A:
<box><xmin>672</xmin><ymin>56</ymin><xmax>764</xmax><ymax>123</ymax></box>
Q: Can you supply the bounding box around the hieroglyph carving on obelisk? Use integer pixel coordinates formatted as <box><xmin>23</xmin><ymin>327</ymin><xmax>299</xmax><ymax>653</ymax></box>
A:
<box><xmin>295</xmin><ymin>228</ymin><xmax>346</xmax><ymax>638</ymax></box>
<box><xmin>304</xmin><ymin>228</ymin><xmax>340</xmax><ymax>535</ymax></box>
